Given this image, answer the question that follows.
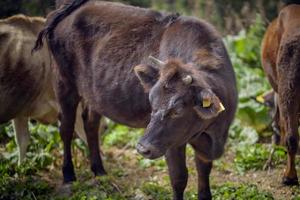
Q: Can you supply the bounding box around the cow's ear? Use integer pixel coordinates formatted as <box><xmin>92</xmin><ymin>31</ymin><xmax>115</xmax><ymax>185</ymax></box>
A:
<box><xmin>193</xmin><ymin>88</ymin><xmax>225</xmax><ymax>119</ymax></box>
<box><xmin>134</xmin><ymin>64</ymin><xmax>159</xmax><ymax>92</ymax></box>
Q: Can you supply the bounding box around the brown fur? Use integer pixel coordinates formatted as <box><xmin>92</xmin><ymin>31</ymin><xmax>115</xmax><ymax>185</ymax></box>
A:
<box><xmin>193</xmin><ymin>48</ymin><xmax>223</xmax><ymax>70</ymax></box>
<box><xmin>261</xmin><ymin>4</ymin><xmax>300</xmax><ymax>185</ymax></box>
<box><xmin>37</xmin><ymin>1</ymin><xmax>237</xmax><ymax>199</ymax></box>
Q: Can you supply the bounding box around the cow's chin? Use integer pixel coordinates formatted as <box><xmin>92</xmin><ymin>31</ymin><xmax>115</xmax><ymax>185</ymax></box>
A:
<box><xmin>143</xmin><ymin>150</ymin><xmax>165</xmax><ymax>160</ymax></box>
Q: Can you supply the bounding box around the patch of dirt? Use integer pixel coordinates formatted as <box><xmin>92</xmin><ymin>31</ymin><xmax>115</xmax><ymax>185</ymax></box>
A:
<box><xmin>40</xmin><ymin>145</ymin><xmax>300</xmax><ymax>200</ymax></box>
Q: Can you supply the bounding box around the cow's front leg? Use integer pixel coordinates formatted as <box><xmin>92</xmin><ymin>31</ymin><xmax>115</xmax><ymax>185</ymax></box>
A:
<box><xmin>194</xmin><ymin>156</ymin><xmax>212</xmax><ymax>200</ymax></box>
<box><xmin>190</xmin><ymin>134</ymin><xmax>213</xmax><ymax>200</ymax></box>
<box><xmin>82</xmin><ymin>107</ymin><xmax>106</xmax><ymax>176</ymax></box>
<box><xmin>165</xmin><ymin>145</ymin><xmax>188</xmax><ymax>200</ymax></box>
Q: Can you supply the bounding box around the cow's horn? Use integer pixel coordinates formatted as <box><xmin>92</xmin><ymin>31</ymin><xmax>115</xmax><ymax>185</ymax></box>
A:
<box><xmin>149</xmin><ymin>56</ymin><xmax>165</xmax><ymax>68</ymax></box>
<box><xmin>182</xmin><ymin>75</ymin><xmax>193</xmax><ymax>85</ymax></box>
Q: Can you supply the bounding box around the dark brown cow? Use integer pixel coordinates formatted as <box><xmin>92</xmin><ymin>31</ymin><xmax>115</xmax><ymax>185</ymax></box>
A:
<box><xmin>261</xmin><ymin>4</ymin><xmax>300</xmax><ymax>185</ymax></box>
<box><xmin>35</xmin><ymin>1</ymin><xmax>237</xmax><ymax>199</ymax></box>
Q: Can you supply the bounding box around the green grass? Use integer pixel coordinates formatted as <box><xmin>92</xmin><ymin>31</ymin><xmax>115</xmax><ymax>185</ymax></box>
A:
<box><xmin>212</xmin><ymin>183</ymin><xmax>274</xmax><ymax>200</ymax></box>
<box><xmin>0</xmin><ymin>158</ymin><xmax>53</xmax><ymax>200</ymax></box>
<box><xmin>0</xmin><ymin>176</ymin><xmax>52</xmax><ymax>200</ymax></box>
<box><xmin>141</xmin><ymin>182</ymin><xmax>172</xmax><ymax>200</ymax></box>
<box><xmin>138</xmin><ymin>181</ymin><xmax>275</xmax><ymax>200</ymax></box>
<box><xmin>67</xmin><ymin>176</ymin><xmax>128</xmax><ymax>200</ymax></box>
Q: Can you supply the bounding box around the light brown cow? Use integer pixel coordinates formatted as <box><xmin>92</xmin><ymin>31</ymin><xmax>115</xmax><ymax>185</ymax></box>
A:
<box><xmin>0</xmin><ymin>15</ymin><xmax>93</xmax><ymax>164</ymax></box>
<box><xmin>261</xmin><ymin>4</ymin><xmax>300</xmax><ymax>185</ymax></box>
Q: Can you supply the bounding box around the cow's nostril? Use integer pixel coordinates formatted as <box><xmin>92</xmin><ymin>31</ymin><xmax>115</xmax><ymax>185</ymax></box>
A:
<box><xmin>137</xmin><ymin>143</ymin><xmax>151</xmax><ymax>156</ymax></box>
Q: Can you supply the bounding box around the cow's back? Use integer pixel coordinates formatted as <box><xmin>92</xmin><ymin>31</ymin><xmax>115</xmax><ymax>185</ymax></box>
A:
<box><xmin>0</xmin><ymin>15</ymin><xmax>52</xmax><ymax>123</ymax></box>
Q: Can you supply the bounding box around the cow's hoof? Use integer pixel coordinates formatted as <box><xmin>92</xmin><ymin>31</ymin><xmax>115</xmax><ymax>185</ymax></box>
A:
<box><xmin>198</xmin><ymin>191</ymin><xmax>212</xmax><ymax>200</ymax></box>
<box><xmin>63</xmin><ymin>169</ymin><xmax>76</xmax><ymax>183</ymax></box>
<box><xmin>91</xmin><ymin>162</ymin><xmax>107</xmax><ymax>177</ymax></box>
<box><xmin>63</xmin><ymin>164</ymin><xmax>76</xmax><ymax>183</ymax></box>
<box><xmin>172</xmin><ymin>191</ymin><xmax>184</xmax><ymax>200</ymax></box>
<box><xmin>282</xmin><ymin>176</ymin><xmax>299</xmax><ymax>186</ymax></box>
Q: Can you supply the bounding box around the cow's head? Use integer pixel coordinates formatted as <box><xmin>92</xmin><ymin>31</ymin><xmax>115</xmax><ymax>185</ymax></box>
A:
<box><xmin>134</xmin><ymin>56</ymin><xmax>225</xmax><ymax>159</ymax></box>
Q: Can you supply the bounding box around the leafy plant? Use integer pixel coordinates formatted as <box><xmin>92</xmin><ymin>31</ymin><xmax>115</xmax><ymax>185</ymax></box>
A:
<box><xmin>141</xmin><ymin>182</ymin><xmax>172</xmax><ymax>200</ymax></box>
<box><xmin>103</xmin><ymin>122</ymin><xmax>143</xmax><ymax>149</ymax></box>
<box><xmin>212</xmin><ymin>182</ymin><xmax>274</xmax><ymax>200</ymax></box>
<box><xmin>0</xmin><ymin>157</ymin><xmax>53</xmax><ymax>200</ymax></box>
<box><xmin>0</xmin><ymin>176</ymin><xmax>53</xmax><ymax>200</ymax></box>
<box><xmin>2</xmin><ymin>123</ymin><xmax>62</xmax><ymax>169</ymax></box>
<box><xmin>234</xmin><ymin>144</ymin><xmax>286</xmax><ymax>173</ymax></box>
<box><xmin>69</xmin><ymin>176</ymin><xmax>128</xmax><ymax>200</ymax></box>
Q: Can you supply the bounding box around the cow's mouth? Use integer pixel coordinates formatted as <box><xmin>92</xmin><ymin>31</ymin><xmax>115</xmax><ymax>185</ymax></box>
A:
<box><xmin>136</xmin><ymin>142</ymin><xmax>165</xmax><ymax>160</ymax></box>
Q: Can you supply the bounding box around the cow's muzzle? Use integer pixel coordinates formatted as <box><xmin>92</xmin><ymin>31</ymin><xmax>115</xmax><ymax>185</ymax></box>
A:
<box><xmin>136</xmin><ymin>141</ymin><xmax>164</xmax><ymax>160</ymax></box>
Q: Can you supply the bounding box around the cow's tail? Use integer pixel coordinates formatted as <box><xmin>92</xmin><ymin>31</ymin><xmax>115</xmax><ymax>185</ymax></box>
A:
<box><xmin>32</xmin><ymin>0</ymin><xmax>90</xmax><ymax>52</ymax></box>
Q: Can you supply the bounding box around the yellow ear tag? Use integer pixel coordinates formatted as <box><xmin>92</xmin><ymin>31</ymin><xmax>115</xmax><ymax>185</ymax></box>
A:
<box><xmin>202</xmin><ymin>99</ymin><xmax>212</xmax><ymax>108</ymax></box>
<box><xmin>218</xmin><ymin>102</ymin><xmax>225</xmax><ymax>113</ymax></box>
<box><xmin>256</xmin><ymin>95</ymin><xmax>265</xmax><ymax>104</ymax></box>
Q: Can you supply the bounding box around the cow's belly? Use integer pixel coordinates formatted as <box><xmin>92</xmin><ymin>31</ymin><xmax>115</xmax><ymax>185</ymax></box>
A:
<box><xmin>95</xmin><ymin>92</ymin><xmax>151</xmax><ymax>128</ymax></box>
<box><xmin>0</xmin><ymin>93</ymin><xmax>29</xmax><ymax>123</ymax></box>
<box><xmin>97</xmin><ymin>97</ymin><xmax>151</xmax><ymax>128</ymax></box>
<box><xmin>78</xmin><ymin>73</ymin><xmax>151</xmax><ymax>128</ymax></box>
